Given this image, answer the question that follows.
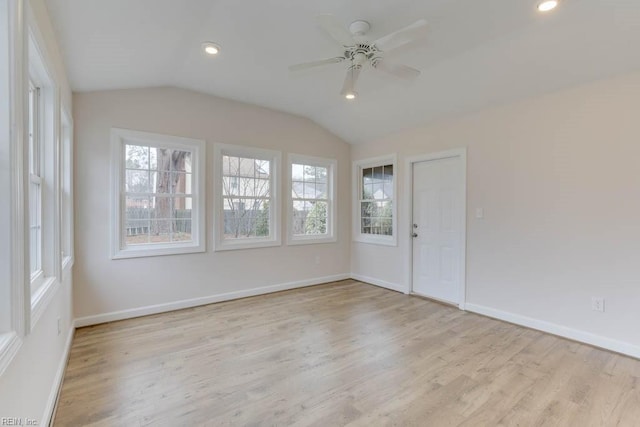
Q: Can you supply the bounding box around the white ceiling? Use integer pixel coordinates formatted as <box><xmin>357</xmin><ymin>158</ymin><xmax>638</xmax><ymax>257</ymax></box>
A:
<box><xmin>46</xmin><ymin>0</ymin><xmax>640</xmax><ymax>144</ymax></box>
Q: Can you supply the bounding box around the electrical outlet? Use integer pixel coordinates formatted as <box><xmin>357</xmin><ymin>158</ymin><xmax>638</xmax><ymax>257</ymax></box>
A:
<box><xmin>57</xmin><ymin>317</ymin><xmax>62</xmax><ymax>335</ymax></box>
<box><xmin>591</xmin><ymin>297</ymin><xmax>605</xmax><ymax>312</ymax></box>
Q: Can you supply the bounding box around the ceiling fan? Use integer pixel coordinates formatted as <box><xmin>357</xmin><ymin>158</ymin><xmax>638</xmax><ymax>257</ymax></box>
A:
<box><xmin>289</xmin><ymin>15</ymin><xmax>428</xmax><ymax>100</ymax></box>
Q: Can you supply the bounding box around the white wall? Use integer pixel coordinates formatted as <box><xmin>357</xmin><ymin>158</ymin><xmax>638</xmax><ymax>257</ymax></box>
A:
<box><xmin>73</xmin><ymin>87</ymin><xmax>351</xmax><ymax>322</ymax></box>
<box><xmin>351</xmin><ymin>71</ymin><xmax>640</xmax><ymax>357</ymax></box>
<box><xmin>0</xmin><ymin>0</ymin><xmax>74</xmax><ymax>424</ymax></box>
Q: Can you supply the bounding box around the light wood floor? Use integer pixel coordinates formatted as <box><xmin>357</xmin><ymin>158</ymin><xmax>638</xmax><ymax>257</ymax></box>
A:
<box><xmin>54</xmin><ymin>280</ymin><xmax>640</xmax><ymax>426</ymax></box>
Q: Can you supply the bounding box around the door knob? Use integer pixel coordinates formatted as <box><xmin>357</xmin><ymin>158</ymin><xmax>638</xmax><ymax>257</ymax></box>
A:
<box><xmin>412</xmin><ymin>233</ymin><xmax>418</xmax><ymax>238</ymax></box>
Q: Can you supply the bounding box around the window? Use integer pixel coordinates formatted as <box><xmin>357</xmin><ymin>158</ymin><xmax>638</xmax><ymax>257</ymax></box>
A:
<box><xmin>110</xmin><ymin>128</ymin><xmax>206</xmax><ymax>259</ymax></box>
<box><xmin>214</xmin><ymin>143</ymin><xmax>281</xmax><ymax>251</ymax></box>
<box><xmin>28</xmin><ymin>81</ymin><xmax>43</xmax><ymax>288</ymax></box>
<box><xmin>28</xmin><ymin>31</ymin><xmax>59</xmax><ymax>325</ymax></box>
<box><xmin>288</xmin><ymin>154</ymin><xmax>337</xmax><ymax>245</ymax></box>
<box><xmin>353</xmin><ymin>155</ymin><xmax>397</xmax><ymax>246</ymax></box>
<box><xmin>60</xmin><ymin>109</ymin><xmax>73</xmax><ymax>270</ymax></box>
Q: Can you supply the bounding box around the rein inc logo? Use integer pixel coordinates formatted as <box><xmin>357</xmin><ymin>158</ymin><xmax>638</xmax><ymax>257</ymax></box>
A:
<box><xmin>1</xmin><ymin>418</ymin><xmax>38</xmax><ymax>426</ymax></box>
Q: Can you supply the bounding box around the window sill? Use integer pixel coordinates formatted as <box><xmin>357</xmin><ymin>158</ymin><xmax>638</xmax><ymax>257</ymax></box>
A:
<box><xmin>288</xmin><ymin>235</ymin><xmax>337</xmax><ymax>246</ymax></box>
<box><xmin>215</xmin><ymin>238</ymin><xmax>281</xmax><ymax>252</ymax></box>
<box><xmin>31</xmin><ymin>276</ymin><xmax>59</xmax><ymax>329</ymax></box>
<box><xmin>353</xmin><ymin>235</ymin><xmax>398</xmax><ymax>247</ymax></box>
<box><xmin>0</xmin><ymin>332</ymin><xmax>21</xmax><ymax>377</ymax></box>
<box><xmin>112</xmin><ymin>242</ymin><xmax>205</xmax><ymax>260</ymax></box>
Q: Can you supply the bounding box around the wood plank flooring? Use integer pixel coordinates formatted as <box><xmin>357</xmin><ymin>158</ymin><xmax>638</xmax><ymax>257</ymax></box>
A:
<box><xmin>54</xmin><ymin>280</ymin><xmax>640</xmax><ymax>426</ymax></box>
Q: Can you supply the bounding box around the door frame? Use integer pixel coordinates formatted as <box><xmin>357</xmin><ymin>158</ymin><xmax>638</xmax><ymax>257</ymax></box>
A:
<box><xmin>404</xmin><ymin>148</ymin><xmax>467</xmax><ymax>310</ymax></box>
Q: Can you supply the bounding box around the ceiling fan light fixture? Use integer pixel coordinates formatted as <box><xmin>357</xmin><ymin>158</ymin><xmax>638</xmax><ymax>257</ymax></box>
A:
<box><xmin>345</xmin><ymin>92</ymin><xmax>357</xmax><ymax>100</ymax></box>
<box><xmin>537</xmin><ymin>0</ymin><xmax>559</xmax><ymax>12</ymax></box>
<box><xmin>202</xmin><ymin>42</ymin><xmax>221</xmax><ymax>56</ymax></box>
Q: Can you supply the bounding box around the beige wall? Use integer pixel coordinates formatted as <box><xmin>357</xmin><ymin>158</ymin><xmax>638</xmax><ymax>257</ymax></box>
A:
<box><xmin>351</xmin><ymin>71</ymin><xmax>640</xmax><ymax>355</ymax></box>
<box><xmin>73</xmin><ymin>87</ymin><xmax>351</xmax><ymax>320</ymax></box>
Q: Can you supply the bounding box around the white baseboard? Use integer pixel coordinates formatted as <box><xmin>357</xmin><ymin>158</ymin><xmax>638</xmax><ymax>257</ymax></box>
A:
<box><xmin>42</xmin><ymin>325</ymin><xmax>74</xmax><ymax>426</ymax></box>
<box><xmin>350</xmin><ymin>274</ymin><xmax>408</xmax><ymax>294</ymax></box>
<box><xmin>74</xmin><ymin>274</ymin><xmax>351</xmax><ymax>328</ymax></box>
<box><xmin>465</xmin><ymin>303</ymin><xmax>640</xmax><ymax>360</ymax></box>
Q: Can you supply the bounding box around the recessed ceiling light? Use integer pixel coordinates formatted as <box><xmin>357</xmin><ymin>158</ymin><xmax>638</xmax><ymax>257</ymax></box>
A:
<box><xmin>345</xmin><ymin>92</ymin><xmax>357</xmax><ymax>100</ymax></box>
<box><xmin>537</xmin><ymin>0</ymin><xmax>558</xmax><ymax>12</ymax></box>
<box><xmin>202</xmin><ymin>42</ymin><xmax>221</xmax><ymax>56</ymax></box>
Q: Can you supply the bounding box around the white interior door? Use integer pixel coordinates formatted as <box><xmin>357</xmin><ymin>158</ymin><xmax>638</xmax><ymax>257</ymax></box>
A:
<box><xmin>412</xmin><ymin>156</ymin><xmax>464</xmax><ymax>305</ymax></box>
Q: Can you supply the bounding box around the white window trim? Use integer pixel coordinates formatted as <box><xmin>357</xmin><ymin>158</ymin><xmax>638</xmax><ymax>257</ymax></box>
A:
<box><xmin>28</xmin><ymin>14</ymin><xmax>60</xmax><ymax>328</ymax></box>
<box><xmin>110</xmin><ymin>128</ymin><xmax>206</xmax><ymax>259</ymax></box>
<box><xmin>352</xmin><ymin>154</ymin><xmax>398</xmax><ymax>246</ymax></box>
<box><xmin>214</xmin><ymin>143</ymin><xmax>282</xmax><ymax>251</ymax></box>
<box><xmin>287</xmin><ymin>153</ymin><xmax>337</xmax><ymax>245</ymax></box>
<box><xmin>0</xmin><ymin>0</ymin><xmax>27</xmax><ymax>372</ymax></box>
<box><xmin>60</xmin><ymin>106</ymin><xmax>74</xmax><ymax>274</ymax></box>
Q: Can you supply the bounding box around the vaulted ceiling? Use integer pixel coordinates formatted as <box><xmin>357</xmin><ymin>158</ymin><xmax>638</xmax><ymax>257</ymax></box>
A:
<box><xmin>47</xmin><ymin>0</ymin><xmax>640</xmax><ymax>144</ymax></box>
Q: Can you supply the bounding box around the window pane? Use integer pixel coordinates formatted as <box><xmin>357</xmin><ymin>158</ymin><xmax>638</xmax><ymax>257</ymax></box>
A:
<box><xmin>254</xmin><ymin>178</ymin><xmax>270</xmax><ymax>198</ymax></box>
<box><xmin>126</xmin><ymin>145</ymin><xmax>149</xmax><ymax>170</ymax></box>
<box><xmin>149</xmin><ymin>147</ymin><xmax>158</xmax><ymax>170</ymax></box>
<box><xmin>223</xmin><ymin>198</ymin><xmax>270</xmax><ymax>238</ymax></box>
<box><xmin>316</xmin><ymin>166</ymin><xmax>328</xmax><ymax>183</ymax></box>
<box><xmin>172</xmin><ymin>172</ymin><xmax>192</xmax><ymax>195</ymax></box>
<box><xmin>373</xmin><ymin>166</ymin><xmax>384</xmax><ymax>182</ymax></box>
<box><xmin>292</xmin><ymin>164</ymin><xmax>304</xmax><ymax>180</ymax></box>
<box><xmin>383</xmin><ymin>182</ymin><xmax>393</xmax><ymax>199</ymax></box>
<box><xmin>125</xmin><ymin>220</ymin><xmax>150</xmax><ymax>245</ymax></box>
<box><xmin>126</xmin><ymin>170</ymin><xmax>150</xmax><ymax>193</ymax></box>
<box><xmin>256</xmin><ymin>160</ymin><xmax>270</xmax><ymax>177</ymax></box>
<box><xmin>303</xmin><ymin>166</ymin><xmax>315</xmax><ymax>181</ymax></box>
<box><xmin>150</xmin><ymin>220</ymin><xmax>172</xmax><ymax>243</ymax></box>
<box><xmin>303</xmin><ymin>182</ymin><xmax>317</xmax><ymax>199</ymax></box>
<box><xmin>372</xmin><ymin>182</ymin><xmax>384</xmax><ymax>200</ymax></box>
<box><xmin>293</xmin><ymin>200</ymin><xmax>328</xmax><ymax>235</ymax></box>
<box><xmin>292</xmin><ymin>181</ymin><xmax>304</xmax><ymax>198</ymax></box>
<box><xmin>361</xmin><ymin>200</ymin><xmax>392</xmax><ymax>236</ymax></box>
<box><xmin>383</xmin><ymin>164</ymin><xmax>393</xmax><ymax>180</ymax></box>
<box><xmin>151</xmin><ymin>196</ymin><xmax>173</xmax><ymax>219</ymax></box>
<box><xmin>173</xmin><ymin>196</ymin><xmax>193</xmax><ymax>215</ymax></box>
<box><xmin>362</xmin><ymin>168</ymin><xmax>373</xmax><ymax>185</ymax></box>
<box><xmin>173</xmin><ymin>151</ymin><xmax>192</xmax><ymax>172</ymax></box>
<box><xmin>316</xmin><ymin>183</ymin><xmax>327</xmax><ymax>199</ymax></box>
<box><xmin>172</xmin><ymin>219</ymin><xmax>192</xmax><ymax>242</ymax></box>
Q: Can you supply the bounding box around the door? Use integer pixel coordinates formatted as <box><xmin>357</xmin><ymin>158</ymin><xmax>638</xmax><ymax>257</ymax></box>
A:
<box><xmin>412</xmin><ymin>156</ymin><xmax>464</xmax><ymax>305</ymax></box>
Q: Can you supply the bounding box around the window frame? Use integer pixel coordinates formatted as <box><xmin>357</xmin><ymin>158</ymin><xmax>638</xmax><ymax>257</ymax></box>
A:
<box><xmin>60</xmin><ymin>107</ymin><xmax>73</xmax><ymax>273</ymax></box>
<box><xmin>352</xmin><ymin>154</ymin><xmax>398</xmax><ymax>246</ymax></box>
<box><xmin>0</xmin><ymin>0</ymin><xmax>26</xmax><ymax>375</ymax></box>
<box><xmin>213</xmin><ymin>143</ymin><xmax>282</xmax><ymax>251</ymax></box>
<box><xmin>110</xmin><ymin>128</ymin><xmax>206</xmax><ymax>259</ymax></box>
<box><xmin>27</xmin><ymin>26</ymin><xmax>60</xmax><ymax>327</ymax></box>
<box><xmin>287</xmin><ymin>154</ymin><xmax>337</xmax><ymax>245</ymax></box>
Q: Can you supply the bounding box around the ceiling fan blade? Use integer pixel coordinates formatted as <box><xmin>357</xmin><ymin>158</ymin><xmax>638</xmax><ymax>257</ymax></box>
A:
<box><xmin>374</xmin><ymin>61</ymin><xmax>421</xmax><ymax>80</ymax></box>
<box><xmin>373</xmin><ymin>19</ymin><xmax>427</xmax><ymax>52</ymax></box>
<box><xmin>316</xmin><ymin>14</ymin><xmax>356</xmax><ymax>47</ymax></box>
<box><xmin>341</xmin><ymin>66</ymin><xmax>362</xmax><ymax>96</ymax></box>
<box><xmin>288</xmin><ymin>57</ymin><xmax>345</xmax><ymax>72</ymax></box>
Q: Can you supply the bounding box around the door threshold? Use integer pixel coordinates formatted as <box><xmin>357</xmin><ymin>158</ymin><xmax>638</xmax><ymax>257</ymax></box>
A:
<box><xmin>410</xmin><ymin>292</ymin><xmax>459</xmax><ymax>308</ymax></box>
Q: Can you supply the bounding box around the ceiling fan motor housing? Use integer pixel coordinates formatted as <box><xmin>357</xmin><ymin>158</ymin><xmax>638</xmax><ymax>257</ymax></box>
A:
<box><xmin>344</xmin><ymin>43</ymin><xmax>381</xmax><ymax>69</ymax></box>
